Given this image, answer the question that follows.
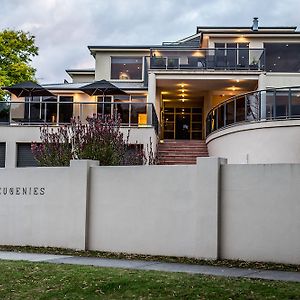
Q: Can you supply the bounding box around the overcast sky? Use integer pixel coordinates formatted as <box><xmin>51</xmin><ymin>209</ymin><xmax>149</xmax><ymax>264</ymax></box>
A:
<box><xmin>1</xmin><ymin>0</ymin><xmax>300</xmax><ymax>84</ymax></box>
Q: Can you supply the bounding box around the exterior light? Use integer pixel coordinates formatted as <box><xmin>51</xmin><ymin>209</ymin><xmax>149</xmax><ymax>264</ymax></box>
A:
<box><xmin>236</xmin><ymin>80</ymin><xmax>240</xmax><ymax>83</ymax></box>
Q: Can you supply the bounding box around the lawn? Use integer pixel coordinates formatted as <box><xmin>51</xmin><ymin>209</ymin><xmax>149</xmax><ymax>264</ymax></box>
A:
<box><xmin>0</xmin><ymin>261</ymin><xmax>299</xmax><ymax>299</ymax></box>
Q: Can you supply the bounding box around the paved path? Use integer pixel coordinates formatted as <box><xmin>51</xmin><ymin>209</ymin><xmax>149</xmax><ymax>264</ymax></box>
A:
<box><xmin>0</xmin><ymin>251</ymin><xmax>299</xmax><ymax>283</ymax></box>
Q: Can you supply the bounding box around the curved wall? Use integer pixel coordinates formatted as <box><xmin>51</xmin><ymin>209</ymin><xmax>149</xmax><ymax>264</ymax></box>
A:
<box><xmin>206</xmin><ymin>120</ymin><xmax>300</xmax><ymax>164</ymax></box>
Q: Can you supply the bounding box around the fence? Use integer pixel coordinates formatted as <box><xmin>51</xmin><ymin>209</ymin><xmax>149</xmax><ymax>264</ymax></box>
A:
<box><xmin>0</xmin><ymin>158</ymin><xmax>299</xmax><ymax>264</ymax></box>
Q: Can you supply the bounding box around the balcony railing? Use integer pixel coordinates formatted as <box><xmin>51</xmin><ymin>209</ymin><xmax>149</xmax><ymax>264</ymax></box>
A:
<box><xmin>0</xmin><ymin>101</ymin><xmax>159</xmax><ymax>134</ymax></box>
<box><xmin>206</xmin><ymin>86</ymin><xmax>300</xmax><ymax>136</ymax></box>
<box><xmin>150</xmin><ymin>48</ymin><xmax>265</xmax><ymax>71</ymax></box>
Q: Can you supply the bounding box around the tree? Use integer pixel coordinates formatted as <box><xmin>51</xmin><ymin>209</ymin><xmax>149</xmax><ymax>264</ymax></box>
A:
<box><xmin>0</xmin><ymin>29</ymin><xmax>38</xmax><ymax>100</ymax></box>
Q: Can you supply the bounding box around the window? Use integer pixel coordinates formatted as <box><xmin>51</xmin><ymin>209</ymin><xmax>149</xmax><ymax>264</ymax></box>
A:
<box><xmin>215</xmin><ymin>43</ymin><xmax>249</xmax><ymax>68</ymax></box>
<box><xmin>0</xmin><ymin>143</ymin><xmax>5</xmax><ymax>168</ymax></box>
<box><xmin>111</xmin><ymin>57</ymin><xmax>143</xmax><ymax>80</ymax></box>
<box><xmin>17</xmin><ymin>143</ymin><xmax>38</xmax><ymax>167</ymax></box>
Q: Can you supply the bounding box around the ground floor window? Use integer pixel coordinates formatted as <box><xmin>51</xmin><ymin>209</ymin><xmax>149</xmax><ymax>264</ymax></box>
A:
<box><xmin>17</xmin><ymin>143</ymin><xmax>38</xmax><ymax>168</ymax></box>
<box><xmin>0</xmin><ymin>143</ymin><xmax>5</xmax><ymax>168</ymax></box>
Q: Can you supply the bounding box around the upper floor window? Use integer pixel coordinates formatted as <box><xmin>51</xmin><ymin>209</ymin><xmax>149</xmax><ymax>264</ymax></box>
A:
<box><xmin>111</xmin><ymin>57</ymin><xmax>143</xmax><ymax>80</ymax></box>
<box><xmin>215</xmin><ymin>43</ymin><xmax>249</xmax><ymax>68</ymax></box>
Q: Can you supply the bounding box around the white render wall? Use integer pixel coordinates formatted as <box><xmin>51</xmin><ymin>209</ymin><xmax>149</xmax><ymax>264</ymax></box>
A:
<box><xmin>88</xmin><ymin>158</ymin><xmax>224</xmax><ymax>259</ymax></box>
<box><xmin>0</xmin><ymin>161</ymin><xmax>97</xmax><ymax>249</ymax></box>
<box><xmin>0</xmin><ymin>158</ymin><xmax>300</xmax><ymax>264</ymax></box>
<box><xmin>221</xmin><ymin>164</ymin><xmax>300</xmax><ymax>265</ymax></box>
<box><xmin>206</xmin><ymin>120</ymin><xmax>300</xmax><ymax>164</ymax></box>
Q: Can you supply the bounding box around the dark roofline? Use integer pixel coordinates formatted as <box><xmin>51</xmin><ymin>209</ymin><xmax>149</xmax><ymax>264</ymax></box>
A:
<box><xmin>199</xmin><ymin>30</ymin><xmax>300</xmax><ymax>35</ymax></box>
<box><xmin>197</xmin><ymin>26</ymin><xmax>297</xmax><ymax>31</ymax></box>
<box><xmin>88</xmin><ymin>45</ymin><xmax>155</xmax><ymax>50</ymax></box>
<box><xmin>66</xmin><ymin>69</ymin><xmax>95</xmax><ymax>73</ymax></box>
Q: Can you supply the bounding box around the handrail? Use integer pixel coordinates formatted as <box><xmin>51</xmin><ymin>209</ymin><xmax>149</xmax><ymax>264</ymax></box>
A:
<box><xmin>0</xmin><ymin>101</ymin><xmax>159</xmax><ymax>134</ymax></box>
<box><xmin>206</xmin><ymin>86</ymin><xmax>300</xmax><ymax>137</ymax></box>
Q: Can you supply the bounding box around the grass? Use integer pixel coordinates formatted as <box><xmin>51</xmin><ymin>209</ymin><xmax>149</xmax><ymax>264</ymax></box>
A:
<box><xmin>0</xmin><ymin>260</ymin><xmax>299</xmax><ymax>299</ymax></box>
<box><xmin>0</xmin><ymin>245</ymin><xmax>300</xmax><ymax>272</ymax></box>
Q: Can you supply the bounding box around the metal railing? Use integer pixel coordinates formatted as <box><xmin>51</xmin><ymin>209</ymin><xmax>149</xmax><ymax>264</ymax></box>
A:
<box><xmin>0</xmin><ymin>101</ymin><xmax>159</xmax><ymax>134</ymax></box>
<box><xmin>206</xmin><ymin>86</ymin><xmax>300</xmax><ymax>136</ymax></box>
<box><xmin>149</xmin><ymin>48</ymin><xmax>265</xmax><ymax>71</ymax></box>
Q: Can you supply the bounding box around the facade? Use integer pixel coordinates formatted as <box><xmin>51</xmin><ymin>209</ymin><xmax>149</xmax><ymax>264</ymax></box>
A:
<box><xmin>2</xmin><ymin>17</ymin><xmax>300</xmax><ymax>166</ymax></box>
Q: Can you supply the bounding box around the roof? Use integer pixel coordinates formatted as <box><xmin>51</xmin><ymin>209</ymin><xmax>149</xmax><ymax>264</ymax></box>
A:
<box><xmin>197</xmin><ymin>26</ymin><xmax>298</xmax><ymax>33</ymax></box>
<box><xmin>66</xmin><ymin>69</ymin><xmax>95</xmax><ymax>73</ymax></box>
<box><xmin>42</xmin><ymin>81</ymin><xmax>147</xmax><ymax>91</ymax></box>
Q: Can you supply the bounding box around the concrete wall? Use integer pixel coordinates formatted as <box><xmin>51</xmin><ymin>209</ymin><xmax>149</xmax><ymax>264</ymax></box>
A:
<box><xmin>88</xmin><ymin>158</ymin><xmax>224</xmax><ymax>259</ymax></box>
<box><xmin>0</xmin><ymin>160</ymin><xmax>98</xmax><ymax>249</ymax></box>
<box><xmin>0</xmin><ymin>157</ymin><xmax>300</xmax><ymax>264</ymax></box>
<box><xmin>206</xmin><ymin>120</ymin><xmax>300</xmax><ymax>164</ymax></box>
<box><xmin>221</xmin><ymin>164</ymin><xmax>300</xmax><ymax>264</ymax></box>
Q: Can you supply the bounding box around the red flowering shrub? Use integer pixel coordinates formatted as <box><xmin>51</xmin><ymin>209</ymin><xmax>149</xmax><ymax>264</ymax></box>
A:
<box><xmin>31</xmin><ymin>114</ymin><xmax>145</xmax><ymax>166</ymax></box>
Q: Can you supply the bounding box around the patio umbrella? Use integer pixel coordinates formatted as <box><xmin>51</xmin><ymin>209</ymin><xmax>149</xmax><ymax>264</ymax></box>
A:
<box><xmin>2</xmin><ymin>81</ymin><xmax>55</xmax><ymax>99</ymax></box>
<box><xmin>2</xmin><ymin>81</ymin><xmax>55</xmax><ymax>123</ymax></box>
<box><xmin>80</xmin><ymin>79</ymin><xmax>127</xmax><ymax>97</ymax></box>
<box><xmin>80</xmin><ymin>79</ymin><xmax>127</xmax><ymax>117</ymax></box>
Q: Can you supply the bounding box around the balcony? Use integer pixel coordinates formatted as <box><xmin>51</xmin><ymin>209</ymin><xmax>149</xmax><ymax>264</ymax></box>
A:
<box><xmin>0</xmin><ymin>101</ymin><xmax>159</xmax><ymax>134</ymax></box>
<box><xmin>149</xmin><ymin>48</ymin><xmax>265</xmax><ymax>71</ymax></box>
<box><xmin>206</xmin><ymin>86</ymin><xmax>300</xmax><ymax>136</ymax></box>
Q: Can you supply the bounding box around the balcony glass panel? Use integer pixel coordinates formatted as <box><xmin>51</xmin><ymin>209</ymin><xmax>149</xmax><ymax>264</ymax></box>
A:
<box><xmin>236</xmin><ymin>96</ymin><xmax>246</xmax><ymax>122</ymax></box>
<box><xmin>0</xmin><ymin>102</ymin><xmax>10</xmax><ymax>123</ymax></box>
<box><xmin>11</xmin><ymin>102</ymin><xmax>26</xmax><ymax>123</ymax></box>
<box><xmin>114</xmin><ymin>95</ymin><xmax>130</xmax><ymax>124</ymax></box>
<box><xmin>217</xmin><ymin>105</ymin><xmax>225</xmax><ymax>129</ymax></box>
<box><xmin>97</xmin><ymin>96</ymin><xmax>112</xmax><ymax>116</ymax></box>
<box><xmin>275</xmin><ymin>91</ymin><xmax>289</xmax><ymax>119</ymax></box>
<box><xmin>266</xmin><ymin>91</ymin><xmax>275</xmax><ymax>120</ymax></box>
<box><xmin>291</xmin><ymin>90</ymin><xmax>300</xmax><ymax>118</ymax></box>
<box><xmin>42</xmin><ymin>96</ymin><xmax>57</xmax><ymax>123</ymax></box>
<box><xmin>226</xmin><ymin>101</ymin><xmax>234</xmax><ymax>125</ymax></box>
<box><xmin>246</xmin><ymin>93</ymin><xmax>259</xmax><ymax>121</ymax></box>
<box><xmin>265</xmin><ymin>43</ymin><xmax>300</xmax><ymax>72</ymax></box>
<box><xmin>59</xmin><ymin>96</ymin><xmax>73</xmax><ymax>123</ymax></box>
<box><xmin>80</xmin><ymin>103</ymin><xmax>97</xmax><ymax>121</ymax></box>
<box><xmin>131</xmin><ymin>103</ymin><xmax>147</xmax><ymax>125</ymax></box>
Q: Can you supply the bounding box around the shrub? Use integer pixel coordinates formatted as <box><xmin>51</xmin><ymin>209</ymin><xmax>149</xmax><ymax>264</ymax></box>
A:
<box><xmin>31</xmin><ymin>114</ymin><xmax>145</xmax><ymax>166</ymax></box>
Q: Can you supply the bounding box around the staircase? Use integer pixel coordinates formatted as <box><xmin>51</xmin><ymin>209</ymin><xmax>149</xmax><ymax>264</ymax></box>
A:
<box><xmin>158</xmin><ymin>140</ymin><xmax>209</xmax><ymax>165</ymax></box>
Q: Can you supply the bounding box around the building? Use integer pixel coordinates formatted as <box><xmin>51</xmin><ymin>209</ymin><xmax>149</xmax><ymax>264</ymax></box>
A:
<box><xmin>2</xmin><ymin>17</ymin><xmax>300</xmax><ymax>167</ymax></box>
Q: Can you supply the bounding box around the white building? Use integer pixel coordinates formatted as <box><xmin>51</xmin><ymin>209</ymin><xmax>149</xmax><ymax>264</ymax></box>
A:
<box><xmin>2</xmin><ymin>17</ymin><xmax>300</xmax><ymax>167</ymax></box>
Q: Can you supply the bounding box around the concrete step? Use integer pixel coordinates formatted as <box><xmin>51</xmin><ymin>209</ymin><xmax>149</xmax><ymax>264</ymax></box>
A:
<box><xmin>157</xmin><ymin>139</ymin><xmax>208</xmax><ymax>165</ymax></box>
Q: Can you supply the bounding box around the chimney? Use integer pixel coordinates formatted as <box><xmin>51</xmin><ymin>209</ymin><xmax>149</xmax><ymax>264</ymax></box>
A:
<box><xmin>252</xmin><ymin>17</ymin><xmax>259</xmax><ymax>31</ymax></box>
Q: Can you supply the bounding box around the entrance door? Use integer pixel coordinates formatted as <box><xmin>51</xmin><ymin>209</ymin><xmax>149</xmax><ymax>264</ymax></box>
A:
<box><xmin>175</xmin><ymin>114</ymin><xmax>190</xmax><ymax>139</ymax></box>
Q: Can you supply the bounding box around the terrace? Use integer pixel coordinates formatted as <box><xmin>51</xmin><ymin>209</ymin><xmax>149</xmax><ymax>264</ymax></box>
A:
<box><xmin>149</xmin><ymin>48</ymin><xmax>265</xmax><ymax>71</ymax></box>
<box><xmin>0</xmin><ymin>100</ymin><xmax>159</xmax><ymax>134</ymax></box>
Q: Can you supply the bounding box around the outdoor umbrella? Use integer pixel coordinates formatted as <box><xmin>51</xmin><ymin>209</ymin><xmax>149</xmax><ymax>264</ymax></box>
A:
<box><xmin>2</xmin><ymin>81</ymin><xmax>55</xmax><ymax>99</ymax></box>
<box><xmin>80</xmin><ymin>79</ymin><xmax>127</xmax><ymax>117</ymax></box>
<box><xmin>2</xmin><ymin>81</ymin><xmax>55</xmax><ymax>123</ymax></box>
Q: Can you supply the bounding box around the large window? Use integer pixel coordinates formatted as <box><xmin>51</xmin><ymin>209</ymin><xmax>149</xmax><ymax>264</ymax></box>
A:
<box><xmin>265</xmin><ymin>43</ymin><xmax>300</xmax><ymax>72</ymax></box>
<box><xmin>111</xmin><ymin>57</ymin><xmax>143</xmax><ymax>80</ymax></box>
<box><xmin>215</xmin><ymin>43</ymin><xmax>249</xmax><ymax>68</ymax></box>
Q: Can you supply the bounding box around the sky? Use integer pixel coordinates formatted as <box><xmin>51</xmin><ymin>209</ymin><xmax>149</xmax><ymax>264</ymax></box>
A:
<box><xmin>1</xmin><ymin>0</ymin><xmax>300</xmax><ymax>84</ymax></box>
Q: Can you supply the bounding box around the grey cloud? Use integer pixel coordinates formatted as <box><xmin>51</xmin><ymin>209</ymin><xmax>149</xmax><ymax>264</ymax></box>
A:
<box><xmin>1</xmin><ymin>0</ymin><xmax>300</xmax><ymax>83</ymax></box>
